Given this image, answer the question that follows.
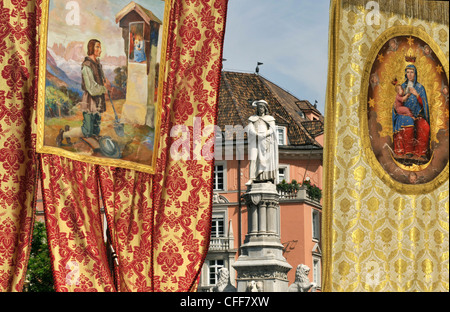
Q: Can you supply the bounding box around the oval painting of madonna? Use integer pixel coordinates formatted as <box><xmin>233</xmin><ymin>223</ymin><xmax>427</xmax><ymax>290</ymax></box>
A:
<box><xmin>364</xmin><ymin>31</ymin><xmax>449</xmax><ymax>189</ymax></box>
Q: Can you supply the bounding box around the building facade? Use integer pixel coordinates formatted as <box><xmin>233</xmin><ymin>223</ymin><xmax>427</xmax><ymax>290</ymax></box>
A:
<box><xmin>198</xmin><ymin>71</ymin><xmax>324</xmax><ymax>291</ymax></box>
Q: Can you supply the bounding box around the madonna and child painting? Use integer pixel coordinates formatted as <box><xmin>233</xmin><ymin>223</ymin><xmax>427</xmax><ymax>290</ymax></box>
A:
<box><xmin>365</xmin><ymin>32</ymin><xmax>449</xmax><ymax>187</ymax></box>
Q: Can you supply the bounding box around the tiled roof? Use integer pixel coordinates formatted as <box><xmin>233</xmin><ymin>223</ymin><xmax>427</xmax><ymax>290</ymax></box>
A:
<box><xmin>296</xmin><ymin>100</ymin><xmax>323</xmax><ymax>118</ymax></box>
<box><xmin>217</xmin><ymin>71</ymin><xmax>324</xmax><ymax>147</ymax></box>
<box><xmin>115</xmin><ymin>1</ymin><xmax>162</xmax><ymax>24</ymax></box>
<box><xmin>302</xmin><ymin>120</ymin><xmax>324</xmax><ymax>137</ymax></box>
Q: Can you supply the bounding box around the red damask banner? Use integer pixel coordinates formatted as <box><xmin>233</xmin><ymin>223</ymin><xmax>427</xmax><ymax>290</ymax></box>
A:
<box><xmin>150</xmin><ymin>0</ymin><xmax>227</xmax><ymax>291</ymax></box>
<box><xmin>1</xmin><ymin>0</ymin><xmax>227</xmax><ymax>292</ymax></box>
<box><xmin>39</xmin><ymin>157</ymin><xmax>116</xmax><ymax>291</ymax></box>
<box><xmin>0</xmin><ymin>0</ymin><xmax>40</xmax><ymax>291</ymax></box>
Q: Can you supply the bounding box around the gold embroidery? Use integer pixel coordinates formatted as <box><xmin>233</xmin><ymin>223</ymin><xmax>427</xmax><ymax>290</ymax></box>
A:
<box><xmin>323</xmin><ymin>0</ymin><xmax>449</xmax><ymax>292</ymax></box>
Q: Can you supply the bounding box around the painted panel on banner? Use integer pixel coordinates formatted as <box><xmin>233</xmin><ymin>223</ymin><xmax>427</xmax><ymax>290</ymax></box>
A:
<box><xmin>36</xmin><ymin>0</ymin><xmax>169</xmax><ymax>173</ymax></box>
<box><xmin>361</xmin><ymin>27</ymin><xmax>449</xmax><ymax>192</ymax></box>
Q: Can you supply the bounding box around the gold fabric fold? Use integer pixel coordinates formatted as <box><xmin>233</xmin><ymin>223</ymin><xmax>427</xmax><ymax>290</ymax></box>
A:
<box><xmin>40</xmin><ymin>156</ymin><xmax>115</xmax><ymax>291</ymax></box>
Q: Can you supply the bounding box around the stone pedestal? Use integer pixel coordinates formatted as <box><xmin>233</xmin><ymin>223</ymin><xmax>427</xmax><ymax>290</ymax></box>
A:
<box><xmin>233</xmin><ymin>183</ymin><xmax>292</xmax><ymax>292</ymax></box>
<box><xmin>121</xmin><ymin>63</ymin><xmax>148</xmax><ymax>125</ymax></box>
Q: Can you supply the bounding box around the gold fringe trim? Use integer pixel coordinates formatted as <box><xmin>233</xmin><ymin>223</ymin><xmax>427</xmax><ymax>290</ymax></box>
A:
<box><xmin>343</xmin><ymin>0</ymin><xmax>449</xmax><ymax>26</ymax></box>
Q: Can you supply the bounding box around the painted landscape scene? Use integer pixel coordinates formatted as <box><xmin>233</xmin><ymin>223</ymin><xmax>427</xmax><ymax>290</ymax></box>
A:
<box><xmin>41</xmin><ymin>0</ymin><xmax>165</xmax><ymax>170</ymax></box>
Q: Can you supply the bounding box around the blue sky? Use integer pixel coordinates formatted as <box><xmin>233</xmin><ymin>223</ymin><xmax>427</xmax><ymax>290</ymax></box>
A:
<box><xmin>222</xmin><ymin>0</ymin><xmax>331</xmax><ymax>114</ymax></box>
<box><xmin>48</xmin><ymin>0</ymin><xmax>165</xmax><ymax>57</ymax></box>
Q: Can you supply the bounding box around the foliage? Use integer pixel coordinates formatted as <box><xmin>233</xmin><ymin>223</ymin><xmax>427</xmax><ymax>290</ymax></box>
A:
<box><xmin>303</xmin><ymin>180</ymin><xmax>322</xmax><ymax>201</ymax></box>
<box><xmin>276</xmin><ymin>179</ymin><xmax>300</xmax><ymax>192</ymax></box>
<box><xmin>59</xmin><ymin>86</ymin><xmax>81</xmax><ymax>109</ymax></box>
<box><xmin>276</xmin><ymin>179</ymin><xmax>322</xmax><ymax>201</ymax></box>
<box><xmin>45</xmin><ymin>86</ymin><xmax>73</xmax><ymax>118</ymax></box>
<box><xmin>114</xmin><ymin>66</ymin><xmax>127</xmax><ymax>91</ymax></box>
<box><xmin>25</xmin><ymin>221</ymin><xmax>54</xmax><ymax>292</ymax></box>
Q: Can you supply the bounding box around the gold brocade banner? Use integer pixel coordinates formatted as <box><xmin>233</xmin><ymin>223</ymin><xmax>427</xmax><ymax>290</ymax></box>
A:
<box><xmin>323</xmin><ymin>0</ymin><xmax>449</xmax><ymax>291</ymax></box>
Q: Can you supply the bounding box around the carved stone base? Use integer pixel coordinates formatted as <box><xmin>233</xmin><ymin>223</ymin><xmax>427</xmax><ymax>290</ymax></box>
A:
<box><xmin>233</xmin><ymin>182</ymin><xmax>292</xmax><ymax>292</ymax></box>
<box><xmin>233</xmin><ymin>256</ymin><xmax>292</xmax><ymax>292</ymax></box>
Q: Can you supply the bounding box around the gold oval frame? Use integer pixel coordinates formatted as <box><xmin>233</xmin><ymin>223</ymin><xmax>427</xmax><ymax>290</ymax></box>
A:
<box><xmin>359</xmin><ymin>26</ymin><xmax>449</xmax><ymax>194</ymax></box>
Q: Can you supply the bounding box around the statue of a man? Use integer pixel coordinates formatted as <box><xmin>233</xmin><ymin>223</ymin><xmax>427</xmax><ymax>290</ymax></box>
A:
<box><xmin>246</xmin><ymin>100</ymin><xmax>279</xmax><ymax>185</ymax></box>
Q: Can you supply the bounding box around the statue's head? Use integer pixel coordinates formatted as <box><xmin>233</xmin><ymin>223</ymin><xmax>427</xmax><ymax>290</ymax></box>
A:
<box><xmin>217</xmin><ymin>268</ymin><xmax>229</xmax><ymax>280</ymax></box>
<box><xmin>253</xmin><ymin>100</ymin><xmax>269</xmax><ymax>116</ymax></box>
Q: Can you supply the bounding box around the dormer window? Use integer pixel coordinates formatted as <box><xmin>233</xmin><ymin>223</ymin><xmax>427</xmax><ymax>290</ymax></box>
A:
<box><xmin>277</xmin><ymin>126</ymin><xmax>287</xmax><ymax>145</ymax></box>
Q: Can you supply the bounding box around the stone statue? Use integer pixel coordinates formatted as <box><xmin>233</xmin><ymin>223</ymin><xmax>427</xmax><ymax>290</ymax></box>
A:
<box><xmin>246</xmin><ymin>280</ymin><xmax>264</xmax><ymax>292</ymax></box>
<box><xmin>212</xmin><ymin>192</ymin><xmax>229</xmax><ymax>204</ymax></box>
<box><xmin>288</xmin><ymin>264</ymin><xmax>317</xmax><ymax>292</ymax></box>
<box><xmin>246</xmin><ymin>100</ymin><xmax>279</xmax><ymax>185</ymax></box>
<box><xmin>213</xmin><ymin>268</ymin><xmax>237</xmax><ymax>292</ymax></box>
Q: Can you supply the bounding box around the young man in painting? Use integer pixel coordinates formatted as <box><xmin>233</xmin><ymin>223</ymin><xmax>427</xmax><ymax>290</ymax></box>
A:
<box><xmin>392</xmin><ymin>64</ymin><xmax>430</xmax><ymax>159</ymax></box>
<box><xmin>56</xmin><ymin>39</ymin><xmax>111</xmax><ymax>146</ymax></box>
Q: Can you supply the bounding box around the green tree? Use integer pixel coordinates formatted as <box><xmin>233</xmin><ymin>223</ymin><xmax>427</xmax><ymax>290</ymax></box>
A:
<box><xmin>114</xmin><ymin>66</ymin><xmax>127</xmax><ymax>92</ymax></box>
<box><xmin>59</xmin><ymin>86</ymin><xmax>81</xmax><ymax>115</ymax></box>
<box><xmin>25</xmin><ymin>221</ymin><xmax>54</xmax><ymax>292</ymax></box>
<box><xmin>45</xmin><ymin>86</ymin><xmax>71</xmax><ymax>118</ymax></box>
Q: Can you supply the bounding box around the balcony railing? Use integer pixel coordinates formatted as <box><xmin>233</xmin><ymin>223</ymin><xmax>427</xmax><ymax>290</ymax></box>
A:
<box><xmin>209</xmin><ymin>237</ymin><xmax>231</xmax><ymax>251</ymax></box>
<box><xmin>277</xmin><ymin>188</ymin><xmax>321</xmax><ymax>204</ymax></box>
<box><xmin>278</xmin><ymin>189</ymin><xmax>298</xmax><ymax>199</ymax></box>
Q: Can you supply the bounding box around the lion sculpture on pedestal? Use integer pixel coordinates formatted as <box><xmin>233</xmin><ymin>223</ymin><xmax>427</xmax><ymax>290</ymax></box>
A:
<box><xmin>288</xmin><ymin>264</ymin><xmax>317</xmax><ymax>292</ymax></box>
<box><xmin>213</xmin><ymin>268</ymin><xmax>236</xmax><ymax>292</ymax></box>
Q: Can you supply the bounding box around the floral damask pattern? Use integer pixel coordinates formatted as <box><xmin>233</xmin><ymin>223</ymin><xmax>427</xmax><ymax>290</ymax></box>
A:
<box><xmin>0</xmin><ymin>0</ymin><xmax>40</xmax><ymax>292</ymax></box>
<box><xmin>40</xmin><ymin>157</ymin><xmax>116</xmax><ymax>291</ymax></box>
<box><xmin>149</xmin><ymin>0</ymin><xmax>226</xmax><ymax>291</ymax></box>
<box><xmin>98</xmin><ymin>167</ymin><xmax>155</xmax><ymax>291</ymax></box>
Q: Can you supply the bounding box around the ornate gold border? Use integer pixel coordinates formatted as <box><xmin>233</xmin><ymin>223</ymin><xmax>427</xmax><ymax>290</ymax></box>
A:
<box><xmin>36</xmin><ymin>0</ymin><xmax>172</xmax><ymax>174</ymax></box>
<box><xmin>323</xmin><ymin>0</ymin><xmax>450</xmax><ymax>293</ymax></box>
<box><xmin>321</xmin><ymin>0</ymin><xmax>341</xmax><ymax>293</ymax></box>
<box><xmin>359</xmin><ymin>26</ymin><xmax>449</xmax><ymax>195</ymax></box>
